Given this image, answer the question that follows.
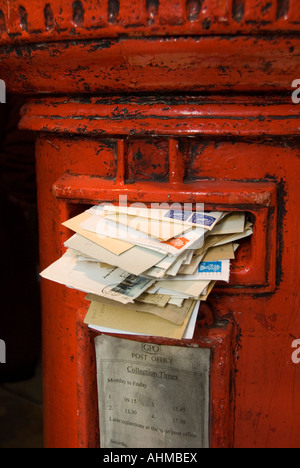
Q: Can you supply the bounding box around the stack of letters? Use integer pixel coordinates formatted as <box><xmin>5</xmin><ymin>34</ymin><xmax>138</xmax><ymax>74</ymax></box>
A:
<box><xmin>41</xmin><ymin>204</ymin><xmax>253</xmax><ymax>339</ymax></box>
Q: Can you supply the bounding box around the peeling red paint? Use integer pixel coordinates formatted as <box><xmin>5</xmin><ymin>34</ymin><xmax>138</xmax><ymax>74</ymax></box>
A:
<box><xmin>1</xmin><ymin>0</ymin><xmax>299</xmax><ymax>450</ymax></box>
<box><xmin>0</xmin><ymin>0</ymin><xmax>300</xmax><ymax>45</ymax></box>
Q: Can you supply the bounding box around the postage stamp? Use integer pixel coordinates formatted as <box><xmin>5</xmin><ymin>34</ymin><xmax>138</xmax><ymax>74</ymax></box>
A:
<box><xmin>198</xmin><ymin>261</ymin><xmax>222</xmax><ymax>273</ymax></box>
<box><xmin>164</xmin><ymin>209</ymin><xmax>218</xmax><ymax>228</ymax></box>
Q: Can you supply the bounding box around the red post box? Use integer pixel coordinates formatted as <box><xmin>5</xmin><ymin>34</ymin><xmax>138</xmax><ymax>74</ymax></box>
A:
<box><xmin>0</xmin><ymin>0</ymin><xmax>299</xmax><ymax>448</ymax></box>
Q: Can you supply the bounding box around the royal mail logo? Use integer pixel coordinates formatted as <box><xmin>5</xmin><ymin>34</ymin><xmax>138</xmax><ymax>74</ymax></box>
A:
<box><xmin>291</xmin><ymin>80</ymin><xmax>300</xmax><ymax>104</ymax></box>
<box><xmin>0</xmin><ymin>339</ymin><xmax>6</xmax><ymax>364</ymax></box>
<box><xmin>0</xmin><ymin>80</ymin><xmax>6</xmax><ymax>103</ymax></box>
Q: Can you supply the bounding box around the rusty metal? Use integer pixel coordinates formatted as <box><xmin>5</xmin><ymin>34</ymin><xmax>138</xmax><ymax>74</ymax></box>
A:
<box><xmin>0</xmin><ymin>0</ymin><xmax>300</xmax><ymax>43</ymax></box>
<box><xmin>0</xmin><ymin>0</ymin><xmax>300</xmax><ymax>94</ymax></box>
<box><xmin>0</xmin><ymin>36</ymin><xmax>299</xmax><ymax>94</ymax></box>
<box><xmin>0</xmin><ymin>0</ymin><xmax>299</xmax><ymax>449</ymax></box>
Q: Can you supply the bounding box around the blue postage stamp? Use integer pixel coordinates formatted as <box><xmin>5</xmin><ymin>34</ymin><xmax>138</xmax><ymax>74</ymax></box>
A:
<box><xmin>198</xmin><ymin>261</ymin><xmax>222</xmax><ymax>273</ymax></box>
<box><xmin>164</xmin><ymin>210</ymin><xmax>193</xmax><ymax>222</ymax></box>
<box><xmin>164</xmin><ymin>209</ymin><xmax>217</xmax><ymax>227</ymax></box>
<box><xmin>190</xmin><ymin>212</ymin><xmax>216</xmax><ymax>227</ymax></box>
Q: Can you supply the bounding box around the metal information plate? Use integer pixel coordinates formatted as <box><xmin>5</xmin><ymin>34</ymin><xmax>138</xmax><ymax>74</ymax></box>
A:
<box><xmin>95</xmin><ymin>335</ymin><xmax>210</xmax><ymax>448</ymax></box>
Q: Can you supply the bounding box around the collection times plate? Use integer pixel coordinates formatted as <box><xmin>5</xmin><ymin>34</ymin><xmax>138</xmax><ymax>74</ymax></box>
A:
<box><xmin>95</xmin><ymin>335</ymin><xmax>210</xmax><ymax>448</ymax></box>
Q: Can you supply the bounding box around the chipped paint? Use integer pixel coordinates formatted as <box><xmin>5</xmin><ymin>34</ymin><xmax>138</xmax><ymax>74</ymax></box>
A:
<box><xmin>3</xmin><ymin>0</ymin><xmax>299</xmax><ymax>451</ymax></box>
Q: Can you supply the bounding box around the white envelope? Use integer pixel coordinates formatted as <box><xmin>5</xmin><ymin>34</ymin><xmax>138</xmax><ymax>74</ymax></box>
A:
<box><xmin>102</xmin><ymin>205</ymin><xmax>223</xmax><ymax>230</ymax></box>
<box><xmin>62</xmin><ymin>211</ymin><xmax>133</xmax><ymax>255</ymax></box>
<box><xmin>40</xmin><ymin>250</ymin><xmax>154</xmax><ymax>304</ymax></box>
<box><xmin>81</xmin><ymin>212</ymin><xmax>205</xmax><ymax>257</ymax></box>
<box><xmin>64</xmin><ymin>233</ymin><xmax>165</xmax><ymax>276</ymax></box>
<box><xmin>104</xmin><ymin>213</ymin><xmax>192</xmax><ymax>241</ymax></box>
<box><xmin>154</xmin><ymin>289</ymin><xmax>191</xmax><ymax>299</ymax></box>
<box><xmin>165</xmin><ymin>253</ymin><xmax>187</xmax><ymax>276</ymax></box>
<box><xmin>155</xmin><ymin>279</ymin><xmax>211</xmax><ymax>298</ymax></box>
